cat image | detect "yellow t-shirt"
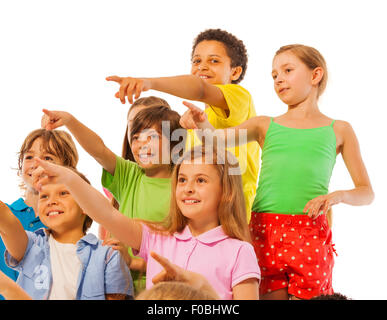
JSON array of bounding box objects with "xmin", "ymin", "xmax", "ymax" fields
[{"xmin": 186, "ymin": 84, "xmax": 260, "ymax": 222}]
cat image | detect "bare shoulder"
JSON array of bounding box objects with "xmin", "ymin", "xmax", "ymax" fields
[{"xmin": 333, "ymin": 120, "xmax": 355, "ymax": 137}]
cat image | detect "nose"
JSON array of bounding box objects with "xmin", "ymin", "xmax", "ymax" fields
[
  {"xmin": 47, "ymin": 195, "xmax": 58, "ymax": 206},
  {"xmin": 198, "ymin": 62, "xmax": 208, "ymax": 71},
  {"xmin": 184, "ymin": 180, "xmax": 195, "ymax": 194}
]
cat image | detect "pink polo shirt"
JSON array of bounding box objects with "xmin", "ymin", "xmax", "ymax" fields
[{"xmin": 137, "ymin": 224, "xmax": 261, "ymax": 300}]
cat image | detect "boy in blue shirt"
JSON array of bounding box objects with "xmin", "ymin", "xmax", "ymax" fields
[{"xmin": 0, "ymin": 168, "xmax": 133, "ymax": 300}]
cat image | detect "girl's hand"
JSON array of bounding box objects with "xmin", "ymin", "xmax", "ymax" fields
[
  {"xmin": 31, "ymin": 158, "xmax": 72, "ymax": 191},
  {"xmin": 180, "ymin": 101, "xmax": 207, "ymax": 129},
  {"xmin": 103, "ymin": 237, "xmax": 132, "ymax": 267},
  {"xmin": 41, "ymin": 109, "xmax": 72, "ymax": 130},
  {"xmin": 303, "ymin": 191, "xmax": 343, "ymax": 219},
  {"xmin": 106, "ymin": 75, "xmax": 151, "ymax": 104}
]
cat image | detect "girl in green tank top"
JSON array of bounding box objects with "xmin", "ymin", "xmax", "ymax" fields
[{"xmin": 179, "ymin": 44, "xmax": 374, "ymax": 300}]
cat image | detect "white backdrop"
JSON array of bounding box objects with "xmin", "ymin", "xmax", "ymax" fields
[{"xmin": 0, "ymin": 0, "xmax": 385, "ymax": 299}]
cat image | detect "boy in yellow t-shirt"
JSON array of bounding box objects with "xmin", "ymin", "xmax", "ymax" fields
[{"xmin": 106, "ymin": 29, "xmax": 260, "ymax": 221}]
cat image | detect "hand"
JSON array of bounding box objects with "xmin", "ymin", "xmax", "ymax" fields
[
  {"xmin": 303, "ymin": 191, "xmax": 343, "ymax": 219},
  {"xmin": 41, "ymin": 109, "xmax": 72, "ymax": 130},
  {"xmin": 31, "ymin": 158, "xmax": 72, "ymax": 191},
  {"xmin": 106, "ymin": 75, "xmax": 151, "ymax": 104},
  {"xmin": 180, "ymin": 101, "xmax": 207, "ymax": 129},
  {"xmin": 102, "ymin": 237, "xmax": 132, "ymax": 267}
]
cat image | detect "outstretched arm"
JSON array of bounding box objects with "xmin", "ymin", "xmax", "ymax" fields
[
  {"xmin": 304, "ymin": 121, "xmax": 374, "ymax": 219},
  {"xmin": 0, "ymin": 270, "xmax": 32, "ymax": 300},
  {"xmin": 41, "ymin": 109, "xmax": 117, "ymax": 175},
  {"xmin": 33, "ymin": 159, "xmax": 143, "ymax": 250},
  {"xmin": 180, "ymin": 101, "xmax": 265, "ymax": 147},
  {"xmin": 0, "ymin": 202, "xmax": 28, "ymax": 263},
  {"xmin": 106, "ymin": 75, "xmax": 228, "ymax": 110}
]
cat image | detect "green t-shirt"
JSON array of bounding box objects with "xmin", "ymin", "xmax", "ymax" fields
[{"xmin": 101, "ymin": 155, "xmax": 171, "ymax": 294}]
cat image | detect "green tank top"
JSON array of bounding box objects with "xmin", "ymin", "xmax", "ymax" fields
[{"xmin": 251, "ymin": 118, "xmax": 337, "ymax": 215}]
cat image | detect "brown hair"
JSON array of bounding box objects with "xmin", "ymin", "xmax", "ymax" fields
[
  {"xmin": 144, "ymin": 144, "xmax": 251, "ymax": 243},
  {"xmin": 136, "ymin": 281, "xmax": 217, "ymax": 300},
  {"xmin": 275, "ymin": 44, "xmax": 328, "ymax": 97},
  {"xmin": 18, "ymin": 129, "xmax": 78, "ymax": 190},
  {"xmin": 192, "ymin": 29, "xmax": 248, "ymax": 84}
]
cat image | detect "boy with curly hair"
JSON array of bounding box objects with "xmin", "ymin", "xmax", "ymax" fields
[{"xmin": 107, "ymin": 29, "xmax": 259, "ymax": 220}]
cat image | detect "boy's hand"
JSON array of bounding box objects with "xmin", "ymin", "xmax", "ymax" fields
[
  {"xmin": 180, "ymin": 101, "xmax": 207, "ymax": 129},
  {"xmin": 41, "ymin": 109, "xmax": 72, "ymax": 130},
  {"xmin": 106, "ymin": 75, "xmax": 151, "ymax": 104}
]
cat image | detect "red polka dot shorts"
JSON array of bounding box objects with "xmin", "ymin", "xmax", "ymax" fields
[{"xmin": 250, "ymin": 212, "xmax": 336, "ymax": 300}]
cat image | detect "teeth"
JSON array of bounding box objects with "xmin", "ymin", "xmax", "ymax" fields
[
  {"xmin": 48, "ymin": 211, "xmax": 61, "ymax": 216},
  {"xmin": 184, "ymin": 200, "xmax": 200, "ymax": 204}
]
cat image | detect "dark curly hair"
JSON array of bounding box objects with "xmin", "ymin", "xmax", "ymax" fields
[{"xmin": 191, "ymin": 29, "xmax": 248, "ymax": 84}]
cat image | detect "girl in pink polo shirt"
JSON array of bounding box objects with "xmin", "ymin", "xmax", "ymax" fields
[{"xmin": 33, "ymin": 144, "xmax": 261, "ymax": 300}]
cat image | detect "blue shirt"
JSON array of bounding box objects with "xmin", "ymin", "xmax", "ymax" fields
[
  {"xmin": 0, "ymin": 198, "xmax": 45, "ymax": 300},
  {"xmin": 5, "ymin": 229, "xmax": 133, "ymax": 300}
]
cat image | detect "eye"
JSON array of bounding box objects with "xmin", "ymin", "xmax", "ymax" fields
[
  {"xmin": 272, "ymin": 74, "xmax": 277, "ymax": 80},
  {"xmin": 44, "ymin": 155, "xmax": 54, "ymax": 161},
  {"xmin": 210, "ymin": 59, "xmax": 219, "ymax": 63},
  {"xmin": 60, "ymin": 190, "xmax": 69, "ymax": 196},
  {"xmin": 192, "ymin": 58, "xmax": 201, "ymax": 65},
  {"xmin": 285, "ymin": 68, "xmax": 292, "ymax": 73},
  {"xmin": 178, "ymin": 176, "xmax": 186, "ymax": 183},
  {"xmin": 197, "ymin": 177, "xmax": 206, "ymax": 183},
  {"xmin": 24, "ymin": 155, "xmax": 33, "ymax": 160},
  {"xmin": 39, "ymin": 194, "xmax": 48, "ymax": 200}
]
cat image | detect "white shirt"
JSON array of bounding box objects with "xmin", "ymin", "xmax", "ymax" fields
[{"xmin": 48, "ymin": 235, "xmax": 82, "ymax": 300}]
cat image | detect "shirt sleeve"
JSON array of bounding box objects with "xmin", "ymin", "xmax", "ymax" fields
[
  {"xmin": 101, "ymin": 155, "xmax": 140, "ymax": 203},
  {"xmin": 231, "ymin": 242, "xmax": 261, "ymax": 288},
  {"xmin": 104, "ymin": 248, "xmax": 134, "ymax": 297},
  {"xmin": 208, "ymin": 84, "xmax": 253, "ymax": 127},
  {"xmin": 4, "ymin": 231, "xmax": 44, "ymax": 277}
]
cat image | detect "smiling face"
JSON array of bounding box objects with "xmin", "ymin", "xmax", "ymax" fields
[
  {"xmin": 191, "ymin": 40, "xmax": 242, "ymax": 85},
  {"xmin": 129, "ymin": 125, "xmax": 168, "ymax": 170},
  {"xmin": 21, "ymin": 138, "xmax": 63, "ymax": 192},
  {"xmin": 272, "ymin": 51, "xmax": 318, "ymax": 106},
  {"xmin": 38, "ymin": 183, "xmax": 86, "ymax": 235},
  {"xmin": 175, "ymin": 161, "xmax": 222, "ymax": 227}
]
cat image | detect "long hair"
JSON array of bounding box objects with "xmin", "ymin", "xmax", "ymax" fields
[{"xmin": 144, "ymin": 144, "xmax": 251, "ymax": 243}]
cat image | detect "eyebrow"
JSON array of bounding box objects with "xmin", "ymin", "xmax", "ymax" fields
[{"xmin": 192, "ymin": 54, "xmax": 222, "ymax": 58}]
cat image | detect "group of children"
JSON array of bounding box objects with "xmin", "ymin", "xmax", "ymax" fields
[{"xmin": 0, "ymin": 29, "xmax": 374, "ymax": 301}]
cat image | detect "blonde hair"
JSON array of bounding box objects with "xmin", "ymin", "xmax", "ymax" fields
[
  {"xmin": 275, "ymin": 44, "xmax": 328, "ymax": 97},
  {"xmin": 136, "ymin": 281, "xmax": 217, "ymax": 300},
  {"xmin": 144, "ymin": 144, "xmax": 251, "ymax": 243}
]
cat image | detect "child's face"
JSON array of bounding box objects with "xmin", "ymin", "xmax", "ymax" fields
[
  {"xmin": 191, "ymin": 40, "xmax": 241, "ymax": 85},
  {"xmin": 130, "ymin": 124, "xmax": 169, "ymax": 171},
  {"xmin": 38, "ymin": 183, "xmax": 86, "ymax": 233},
  {"xmin": 21, "ymin": 138, "xmax": 62, "ymax": 192},
  {"xmin": 176, "ymin": 161, "xmax": 222, "ymax": 225},
  {"xmin": 272, "ymin": 51, "xmax": 315, "ymax": 105}
]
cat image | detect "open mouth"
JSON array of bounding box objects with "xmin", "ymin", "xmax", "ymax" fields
[
  {"xmin": 183, "ymin": 199, "xmax": 201, "ymax": 204},
  {"xmin": 47, "ymin": 210, "xmax": 64, "ymax": 217}
]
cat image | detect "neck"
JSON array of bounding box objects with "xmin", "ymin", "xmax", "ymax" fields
[
  {"xmin": 24, "ymin": 189, "xmax": 39, "ymax": 217},
  {"xmin": 50, "ymin": 227, "xmax": 85, "ymax": 244},
  {"xmin": 286, "ymin": 92, "xmax": 321, "ymax": 119},
  {"xmin": 144, "ymin": 165, "xmax": 171, "ymax": 178},
  {"xmin": 188, "ymin": 218, "xmax": 220, "ymax": 237}
]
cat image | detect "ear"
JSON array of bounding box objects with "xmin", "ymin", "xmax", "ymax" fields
[
  {"xmin": 230, "ymin": 66, "xmax": 243, "ymax": 82},
  {"xmin": 311, "ymin": 67, "xmax": 324, "ymax": 86}
]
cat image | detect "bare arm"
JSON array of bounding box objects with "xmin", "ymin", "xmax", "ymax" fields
[
  {"xmin": 232, "ymin": 278, "xmax": 259, "ymax": 300},
  {"xmin": 42, "ymin": 109, "xmax": 117, "ymax": 175},
  {"xmin": 33, "ymin": 159, "xmax": 143, "ymax": 250},
  {"xmin": 180, "ymin": 101, "xmax": 266, "ymax": 147},
  {"xmin": 0, "ymin": 202, "xmax": 28, "ymax": 263},
  {"xmin": 106, "ymin": 75, "xmax": 229, "ymax": 110},
  {"xmin": 0, "ymin": 270, "xmax": 32, "ymax": 300},
  {"xmin": 304, "ymin": 121, "xmax": 374, "ymax": 219}
]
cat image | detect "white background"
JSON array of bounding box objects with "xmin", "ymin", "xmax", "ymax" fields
[{"xmin": 0, "ymin": 0, "xmax": 385, "ymax": 299}]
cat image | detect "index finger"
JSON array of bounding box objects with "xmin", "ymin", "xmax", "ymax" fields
[
  {"xmin": 150, "ymin": 251, "xmax": 175, "ymax": 273},
  {"xmin": 106, "ymin": 75, "xmax": 122, "ymax": 83},
  {"xmin": 182, "ymin": 101, "xmax": 203, "ymax": 113}
]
